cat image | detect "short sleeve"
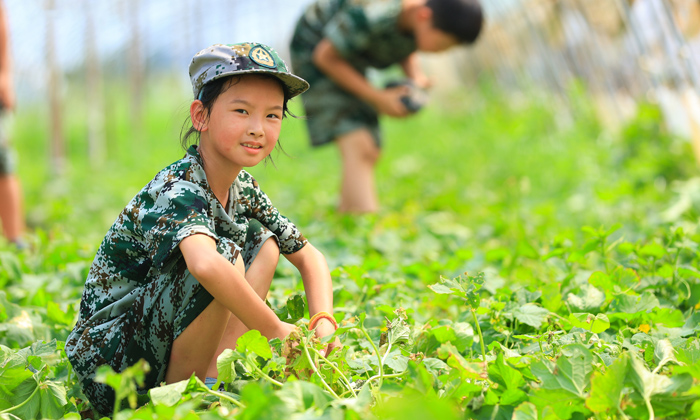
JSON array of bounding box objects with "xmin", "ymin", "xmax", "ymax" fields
[
  {"xmin": 323, "ymin": 3, "xmax": 371, "ymax": 58},
  {"xmin": 140, "ymin": 180, "xmax": 219, "ymax": 270},
  {"xmin": 239, "ymin": 176, "xmax": 307, "ymax": 254}
]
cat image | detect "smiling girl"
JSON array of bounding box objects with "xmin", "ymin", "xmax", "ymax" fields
[{"xmin": 65, "ymin": 42, "xmax": 339, "ymax": 416}]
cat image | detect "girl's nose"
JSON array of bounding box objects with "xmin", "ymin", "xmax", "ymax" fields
[{"xmin": 248, "ymin": 118, "xmax": 264, "ymax": 137}]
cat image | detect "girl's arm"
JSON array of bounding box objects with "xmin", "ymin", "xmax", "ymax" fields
[
  {"xmin": 284, "ymin": 243, "xmax": 341, "ymax": 354},
  {"xmin": 180, "ymin": 234, "xmax": 295, "ymax": 340}
]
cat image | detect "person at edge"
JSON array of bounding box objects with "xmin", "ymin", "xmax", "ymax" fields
[
  {"xmin": 65, "ymin": 42, "xmax": 340, "ymax": 416},
  {"xmin": 290, "ymin": 0, "xmax": 483, "ymax": 213},
  {"xmin": 0, "ymin": 0, "xmax": 26, "ymax": 248}
]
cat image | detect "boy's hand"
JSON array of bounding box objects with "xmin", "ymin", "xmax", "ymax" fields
[
  {"xmin": 372, "ymin": 86, "xmax": 411, "ymax": 117},
  {"xmin": 313, "ymin": 318, "xmax": 341, "ymax": 357}
]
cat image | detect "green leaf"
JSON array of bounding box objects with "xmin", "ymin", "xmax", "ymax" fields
[
  {"xmin": 488, "ymin": 353, "xmax": 524, "ymax": 391},
  {"xmin": 428, "ymin": 272, "xmax": 485, "ymax": 310},
  {"xmin": 568, "ymin": 313, "xmax": 610, "ymax": 333},
  {"xmin": 567, "ymin": 285, "xmax": 605, "ymax": 312},
  {"xmin": 609, "ymin": 291, "xmax": 660, "ymax": 314},
  {"xmin": 528, "ymin": 388, "xmax": 587, "ymax": 420},
  {"xmin": 639, "ymin": 242, "xmax": 666, "ymax": 259},
  {"xmin": 586, "ymin": 352, "xmax": 628, "ymax": 414},
  {"xmin": 6, "ymin": 377, "xmax": 40, "ymax": 420},
  {"xmin": 512, "ymin": 304, "xmax": 549, "ymax": 329},
  {"xmin": 38, "ymin": 381, "xmax": 67, "ymax": 419},
  {"xmin": 286, "ymin": 295, "xmax": 305, "ymax": 320},
  {"xmin": 386, "ymin": 315, "xmax": 411, "ymax": 347},
  {"xmin": 277, "ymin": 380, "xmax": 333, "ymax": 412},
  {"xmin": 383, "ymin": 349, "xmax": 409, "ymax": 372},
  {"xmin": 653, "ymin": 339, "xmax": 678, "ymax": 371},
  {"xmin": 513, "ymin": 402, "xmax": 538, "ymax": 420},
  {"xmin": 216, "ymin": 348, "xmax": 244, "ymax": 384},
  {"xmin": 628, "ymin": 354, "xmax": 679, "ymax": 400},
  {"xmin": 148, "ymin": 379, "xmax": 189, "ymax": 407},
  {"xmin": 531, "ymin": 344, "xmax": 593, "ymax": 398},
  {"xmin": 236, "ymin": 330, "xmax": 273, "ymax": 360}
]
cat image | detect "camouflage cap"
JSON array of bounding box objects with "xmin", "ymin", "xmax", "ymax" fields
[{"xmin": 189, "ymin": 42, "xmax": 310, "ymax": 99}]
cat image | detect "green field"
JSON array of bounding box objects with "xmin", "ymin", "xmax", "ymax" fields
[{"xmin": 1, "ymin": 78, "xmax": 699, "ymax": 419}]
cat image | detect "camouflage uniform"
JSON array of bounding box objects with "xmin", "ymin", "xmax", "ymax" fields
[
  {"xmin": 290, "ymin": 0, "xmax": 417, "ymax": 147},
  {"xmin": 65, "ymin": 145, "xmax": 307, "ymax": 415}
]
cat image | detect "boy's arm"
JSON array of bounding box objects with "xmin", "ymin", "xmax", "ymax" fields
[
  {"xmin": 180, "ymin": 234, "xmax": 295, "ymax": 340},
  {"xmin": 400, "ymin": 53, "xmax": 431, "ymax": 89},
  {"xmin": 313, "ymin": 38, "xmax": 409, "ymax": 117},
  {"xmin": 284, "ymin": 243, "xmax": 341, "ymax": 354}
]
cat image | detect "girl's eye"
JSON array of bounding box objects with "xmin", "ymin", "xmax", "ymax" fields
[
  {"xmin": 235, "ymin": 109, "xmax": 248, "ymax": 114},
  {"xmin": 267, "ymin": 113, "xmax": 281, "ymax": 119}
]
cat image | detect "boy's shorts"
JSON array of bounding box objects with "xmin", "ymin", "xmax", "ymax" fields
[
  {"xmin": 68, "ymin": 220, "xmax": 277, "ymax": 416},
  {"xmin": 291, "ymin": 55, "xmax": 382, "ymax": 148},
  {"xmin": 0, "ymin": 127, "xmax": 15, "ymax": 175}
]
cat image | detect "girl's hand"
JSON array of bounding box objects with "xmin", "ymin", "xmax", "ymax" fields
[
  {"xmin": 274, "ymin": 321, "xmax": 298, "ymax": 340},
  {"xmin": 313, "ymin": 318, "xmax": 341, "ymax": 357}
]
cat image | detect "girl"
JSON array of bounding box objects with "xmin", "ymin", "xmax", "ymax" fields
[{"xmin": 66, "ymin": 42, "xmax": 339, "ymax": 416}]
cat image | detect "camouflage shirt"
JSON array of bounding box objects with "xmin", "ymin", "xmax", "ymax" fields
[
  {"xmin": 291, "ymin": 0, "xmax": 416, "ymax": 82},
  {"xmin": 74, "ymin": 145, "xmax": 307, "ymax": 331}
]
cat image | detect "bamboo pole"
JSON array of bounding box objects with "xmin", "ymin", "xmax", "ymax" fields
[
  {"xmin": 128, "ymin": 0, "xmax": 143, "ymax": 140},
  {"xmin": 85, "ymin": 0, "xmax": 105, "ymax": 166},
  {"xmin": 45, "ymin": 0, "xmax": 64, "ymax": 175}
]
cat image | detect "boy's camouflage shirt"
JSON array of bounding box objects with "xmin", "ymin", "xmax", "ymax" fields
[
  {"xmin": 291, "ymin": 0, "xmax": 417, "ymax": 81},
  {"xmin": 71, "ymin": 145, "xmax": 307, "ymax": 338}
]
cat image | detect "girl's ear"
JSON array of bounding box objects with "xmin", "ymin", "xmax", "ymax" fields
[{"xmin": 190, "ymin": 100, "xmax": 209, "ymax": 132}]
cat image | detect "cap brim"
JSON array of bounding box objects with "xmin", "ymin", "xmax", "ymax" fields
[{"xmin": 204, "ymin": 68, "xmax": 310, "ymax": 99}]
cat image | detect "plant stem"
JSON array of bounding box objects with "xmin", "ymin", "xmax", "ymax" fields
[
  {"xmin": 471, "ymin": 308, "xmax": 487, "ymax": 362},
  {"xmin": 301, "ymin": 337, "xmax": 340, "ymax": 399},
  {"xmin": 380, "ymin": 342, "xmax": 393, "ymax": 367},
  {"xmin": 309, "ymin": 347, "xmax": 357, "ymax": 398},
  {"xmin": 364, "ymin": 371, "xmax": 406, "ymax": 385},
  {"xmin": 0, "ymin": 381, "xmax": 40, "ymax": 414},
  {"xmin": 252, "ymin": 364, "xmax": 284, "ymax": 387},
  {"xmin": 644, "ymin": 397, "xmax": 655, "ymax": 420},
  {"xmin": 617, "ymin": 405, "xmax": 631, "ymax": 420},
  {"xmin": 206, "ymin": 389, "xmax": 245, "ymax": 409},
  {"xmin": 359, "ymin": 322, "xmax": 384, "ymax": 388}
]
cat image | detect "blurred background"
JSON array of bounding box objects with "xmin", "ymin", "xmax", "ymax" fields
[
  {"xmin": 7, "ymin": 0, "xmax": 700, "ymax": 171},
  {"xmin": 3, "ymin": 0, "xmax": 700, "ymax": 245}
]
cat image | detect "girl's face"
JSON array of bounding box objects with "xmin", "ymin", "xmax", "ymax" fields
[{"xmin": 197, "ymin": 75, "xmax": 284, "ymax": 174}]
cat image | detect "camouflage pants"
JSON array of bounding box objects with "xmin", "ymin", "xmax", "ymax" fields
[
  {"xmin": 289, "ymin": 50, "xmax": 382, "ymax": 148},
  {"xmin": 68, "ymin": 220, "xmax": 277, "ymax": 416}
]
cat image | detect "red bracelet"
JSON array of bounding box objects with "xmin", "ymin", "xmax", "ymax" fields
[{"xmin": 309, "ymin": 311, "xmax": 338, "ymax": 330}]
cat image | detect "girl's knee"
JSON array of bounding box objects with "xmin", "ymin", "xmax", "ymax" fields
[{"xmin": 259, "ymin": 237, "xmax": 280, "ymax": 265}]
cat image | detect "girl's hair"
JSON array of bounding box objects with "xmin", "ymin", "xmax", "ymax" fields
[{"xmin": 180, "ymin": 74, "xmax": 294, "ymax": 164}]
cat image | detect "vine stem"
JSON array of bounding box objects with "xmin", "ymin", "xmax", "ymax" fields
[
  {"xmin": 206, "ymin": 388, "xmax": 245, "ymax": 409},
  {"xmin": 251, "ymin": 364, "xmax": 284, "ymax": 387},
  {"xmin": 644, "ymin": 397, "xmax": 655, "ymax": 420},
  {"xmin": 380, "ymin": 342, "xmax": 393, "ymax": 367},
  {"xmin": 301, "ymin": 337, "xmax": 340, "ymax": 399},
  {"xmin": 617, "ymin": 405, "xmax": 631, "ymax": 420},
  {"xmin": 471, "ymin": 308, "xmax": 487, "ymax": 362},
  {"xmin": 309, "ymin": 347, "xmax": 357, "ymax": 398},
  {"xmin": 0, "ymin": 381, "xmax": 40, "ymax": 415},
  {"xmin": 359, "ymin": 323, "xmax": 385, "ymax": 388}
]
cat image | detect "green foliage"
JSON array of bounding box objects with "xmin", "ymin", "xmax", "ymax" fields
[{"xmin": 1, "ymin": 79, "xmax": 699, "ymax": 418}]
